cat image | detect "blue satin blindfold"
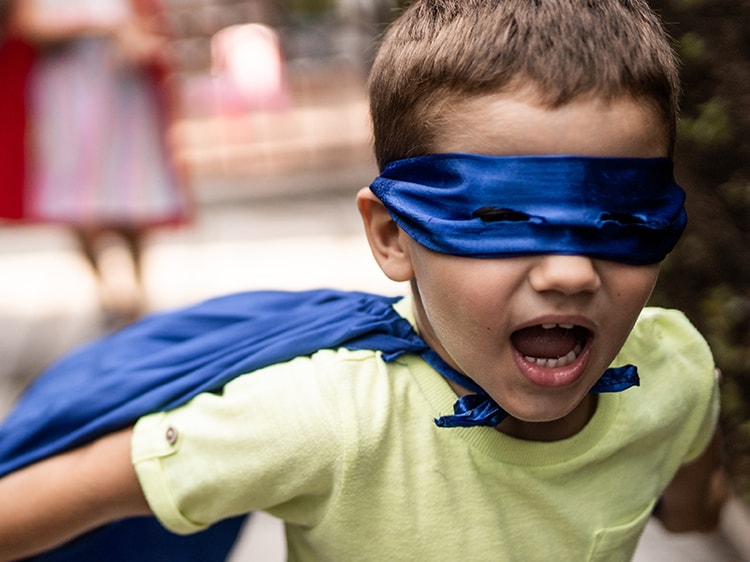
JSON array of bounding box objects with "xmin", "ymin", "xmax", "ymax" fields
[{"xmin": 370, "ymin": 153, "xmax": 687, "ymax": 264}]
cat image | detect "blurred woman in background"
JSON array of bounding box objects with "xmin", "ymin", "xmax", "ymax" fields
[{"xmin": 0, "ymin": 0, "xmax": 191, "ymax": 325}]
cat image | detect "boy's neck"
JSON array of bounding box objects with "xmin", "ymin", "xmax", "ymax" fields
[
  {"xmin": 442, "ymin": 373, "xmax": 599, "ymax": 441},
  {"xmin": 496, "ymin": 395, "xmax": 598, "ymax": 442}
]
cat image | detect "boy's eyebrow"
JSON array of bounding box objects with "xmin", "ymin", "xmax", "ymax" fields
[{"xmin": 370, "ymin": 153, "xmax": 686, "ymax": 265}]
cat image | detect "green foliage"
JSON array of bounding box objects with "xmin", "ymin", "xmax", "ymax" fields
[
  {"xmin": 678, "ymin": 32, "xmax": 707, "ymax": 64},
  {"xmin": 700, "ymin": 286, "xmax": 749, "ymax": 371},
  {"xmin": 678, "ymin": 98, "xmax": 733, "ymax": 146},
  {"xmin": 649, "ymin": 0, "xmax": 750, "ymax": 503},
  {"xmin": 718, "ymin": 179, "xmax": 750, "ymax": 216}
]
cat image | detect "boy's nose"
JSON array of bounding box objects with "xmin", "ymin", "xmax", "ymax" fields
[{"xmin": 528, "ymin": 255, "xmax": 602, "ymax": 295}]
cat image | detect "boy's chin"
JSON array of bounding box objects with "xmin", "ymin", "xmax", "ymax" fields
[{"xmin": 497, "ymin": 395, "xmax": 597, "ymax": 440}]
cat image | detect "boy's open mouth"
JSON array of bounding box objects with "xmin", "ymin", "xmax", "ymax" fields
[{"xmin": 510, "ymin": 324, "xmax": 590, "ymax": 369}]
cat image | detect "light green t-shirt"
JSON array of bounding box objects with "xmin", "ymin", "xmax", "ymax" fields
[{"xmin": 132, "ymin": 303, "xmax": 718, "ymax": 562}]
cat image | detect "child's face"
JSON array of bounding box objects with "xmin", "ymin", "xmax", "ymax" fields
[{"xmin": 365, "ymin": 94, "xmax": 668, "ymax": 439}]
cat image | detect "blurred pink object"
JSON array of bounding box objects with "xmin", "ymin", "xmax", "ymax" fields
[{"xmin": 188, "ymin": 23, "xmax": 290, "ymax": 115}]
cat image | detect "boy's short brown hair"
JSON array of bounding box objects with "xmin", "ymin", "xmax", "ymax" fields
[{"xmin": 368, "ymin": 0, "xmax": 681, "ymax": 169}]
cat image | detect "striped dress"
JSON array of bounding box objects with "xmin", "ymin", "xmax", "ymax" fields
[{"xmin": 5, "ymin": 0, "xmax": 190, "ymax": 226}]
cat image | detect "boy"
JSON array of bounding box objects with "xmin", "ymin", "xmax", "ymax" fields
[{"xmin": 0, "ymin": 0, "xmax": 726, "ymax": 560}]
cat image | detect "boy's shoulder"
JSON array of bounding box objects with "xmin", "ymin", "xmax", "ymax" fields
[
  {"xmin": 236, "ymin": 344, "xmax": 432, "ymax": 419},
  {"xmin": 624, "ymin": 307, "xmax": 713, "ymax": 371},
  {"xmin": 615, "ymin": 306, "xmax": 718, "ymax": 428},
  {"xmin": 0, "ymin": 289, "xmax": 411, "ymax": 477}
]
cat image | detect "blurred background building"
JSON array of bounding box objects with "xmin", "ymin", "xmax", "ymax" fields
[{"xmin": 160, "ymin": 0, "xmax": 393, "ymax": 193}]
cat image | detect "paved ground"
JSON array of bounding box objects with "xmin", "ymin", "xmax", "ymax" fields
[{"xmin": 0, "ymin": 185, "xmax": 746, "ymax": 560}]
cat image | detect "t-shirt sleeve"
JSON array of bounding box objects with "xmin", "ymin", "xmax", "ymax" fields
[
  {"xmin": 131, "ymin": 353, "xmax": 345, "ymax": 535},
  {"xmin": 625, "ymin": 307, "xmax": 720, "ymax": 465},
  {"xmin": 683, "ymin": 364, "xmax": 720, "ymax": 464},
  {"xmin": 660, "ymin": 309, "xmax": 720, "ymax": 464}
]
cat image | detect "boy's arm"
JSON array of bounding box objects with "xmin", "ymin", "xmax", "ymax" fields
[
  {"xmin": 654, "ymin": 428, "xmax": 728, "ymax": 533},
  {"xmin": 0, "ymin": 427, "xmax": 151, "ymax": 561}
]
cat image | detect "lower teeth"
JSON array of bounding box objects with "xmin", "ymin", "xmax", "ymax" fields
[{"xmin": 525, "ymin": 344, "xmax": 582, "ymax": 368}]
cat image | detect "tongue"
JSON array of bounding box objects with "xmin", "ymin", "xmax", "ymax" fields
[{"xmin": 511, "ymin": 326, "xmax": 577, "ymax": 359}]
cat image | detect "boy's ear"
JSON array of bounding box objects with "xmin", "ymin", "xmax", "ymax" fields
[{"xmin": 356, "ymin": 187, "xmax": 414, "ymax": 282}]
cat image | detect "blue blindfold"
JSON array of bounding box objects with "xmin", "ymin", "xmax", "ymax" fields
[{"xmin": 370, "ymin": 153, "xmax": 686, "ymax": 264}]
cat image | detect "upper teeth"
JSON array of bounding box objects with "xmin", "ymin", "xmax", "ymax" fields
[{"xmin": 542, "ymin": 323, "xmax": 574, "ymax": 329}]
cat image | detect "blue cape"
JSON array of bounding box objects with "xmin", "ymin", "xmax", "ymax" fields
[{"xmin": 1, "ymin": 290, "xmax": 418, "ymax": 560}]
